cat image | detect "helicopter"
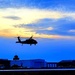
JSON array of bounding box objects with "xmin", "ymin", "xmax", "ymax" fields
[{"xmin": 16, "ymin": 36, "xmax": 38, "ymax": 46}]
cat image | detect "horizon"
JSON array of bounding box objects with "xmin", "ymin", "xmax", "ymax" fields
[
  {"xmin": 0, "ymin": 0, "xmax": 75, "ymax": 62},
  {"xmin": 1, "ymin": 55, "xmax": 75, "ymax": 63}
]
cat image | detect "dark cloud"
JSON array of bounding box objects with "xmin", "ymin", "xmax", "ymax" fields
[
  {"xmin": 14, "ymin": 18, "xmax": 75, "ymax": 36},
  {"xmin": 3, "ymin": 16, "xmax": 21, "ymax": 20},
  {"xmin": 14, "ymin": 18, "xmax": 54, "ymax": 28}
]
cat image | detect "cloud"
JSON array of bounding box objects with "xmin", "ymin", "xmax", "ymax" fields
[
  {"xmin": 69, "ymin": 30, "xmax": 75, "ymax": 32},
  {"xmin": 0, "ymin": 28, "xmax": 75, "ymax": 40},
  {"xmin": 14, "ymin": 18, "xmax": 75, "ymax": 36},
  {"xmin": 1, "ymin": 8, "xmax": 75, "ymax": 26},
  {"xmin": 13, "ymin": 18, "xmax": 55, "ymax": 34},
  {"xmin": 68, "ymin": 30, "xmax": 75, "ymax": 35},
  {"xmin": 14, "ymin": 18, "xmax": 53, "ymax": 28},
  {"xmin": 3, "ymin": 16, "xmax": 21, "ymax": 20},
  {"xmin": 0, "ymin": 8, "xmax": 75, "ymax": 39},
  {"xmin": 0, "ymin": 0, "xmax": 75, "ymax": 12}
]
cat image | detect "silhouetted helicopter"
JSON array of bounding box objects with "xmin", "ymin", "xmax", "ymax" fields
[{"xmin": 16, "ymin": 36, "xmax": 38, "ymax": 45}]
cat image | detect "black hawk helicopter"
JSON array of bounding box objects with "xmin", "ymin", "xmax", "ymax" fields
[{"xmin": 16, "ymin": 36, "xmax": 38, "ymax": 45}]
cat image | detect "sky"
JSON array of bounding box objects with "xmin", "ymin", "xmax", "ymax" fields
[{"xmin": 0, "ymin": 0, "xmax": 75, "ymax": 62}]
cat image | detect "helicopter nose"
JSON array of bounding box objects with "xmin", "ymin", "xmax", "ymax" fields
[{"xmin": 35, "ymin": 41, "xmax": 38, "ymax": 44}]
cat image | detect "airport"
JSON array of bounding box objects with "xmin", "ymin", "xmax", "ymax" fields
[{"xmin": 0, "ymin": 55, "xmax": 75, "ymax": 69}]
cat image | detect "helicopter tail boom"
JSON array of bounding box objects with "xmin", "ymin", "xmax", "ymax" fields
[{"xmin": 16, "ymin": 41, "xmax": 20, "ymax": 43}]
